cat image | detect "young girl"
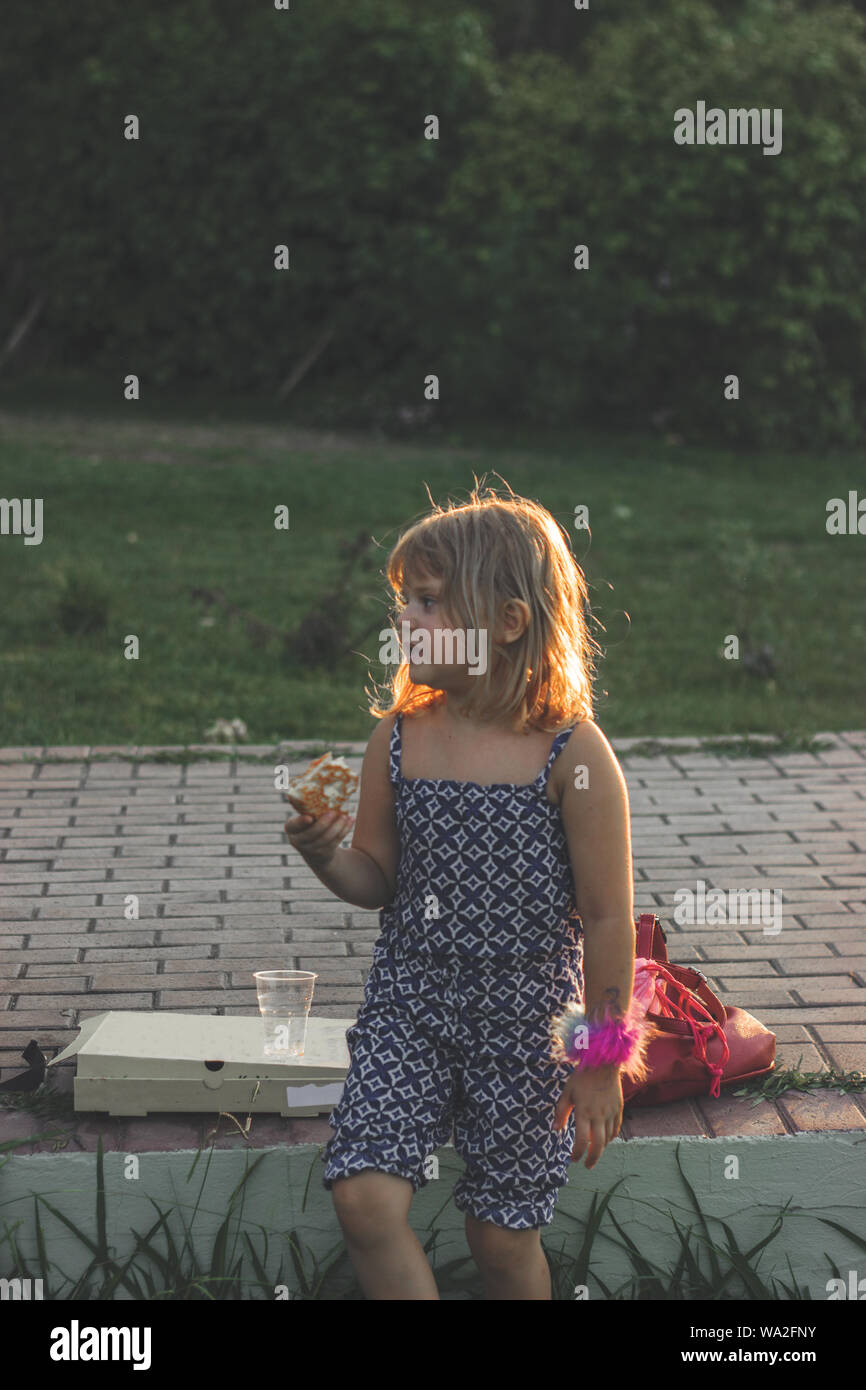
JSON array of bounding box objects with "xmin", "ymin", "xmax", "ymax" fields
[{"xmin": 285, "ymin": 481, "xmax": 654, "ymax": 1301}]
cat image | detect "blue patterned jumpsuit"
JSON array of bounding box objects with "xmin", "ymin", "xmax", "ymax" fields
[{"xmin": 321, "ymin": 713, "xmax": 585, "ymax": 1229}]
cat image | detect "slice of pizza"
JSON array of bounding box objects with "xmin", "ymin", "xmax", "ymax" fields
[{"xmin": 283, "ymin": 752, "xmax": 358, "ymax": 819}]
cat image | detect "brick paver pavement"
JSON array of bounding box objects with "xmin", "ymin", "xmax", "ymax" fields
[{"xmin": 1, "ymin": 732, "xmax": 865, "ymax": 1148}]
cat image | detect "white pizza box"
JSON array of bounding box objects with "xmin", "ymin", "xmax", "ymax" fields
[{"xmin": 47, "ymin": 1011, "xmax": 351, "ymax": 1117}]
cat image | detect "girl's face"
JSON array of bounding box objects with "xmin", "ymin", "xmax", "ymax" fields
[{"xmin": 398, "ymin": 568, "xmax": 473, "ymax": 693}]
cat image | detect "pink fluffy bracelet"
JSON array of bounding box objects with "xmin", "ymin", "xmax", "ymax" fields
[{"xmin": 549, "ymin": 993, "xmax": 661, "ymax": 1084}]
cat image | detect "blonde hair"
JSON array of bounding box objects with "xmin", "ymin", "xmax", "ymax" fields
[{"xmin": 368, "ymin": 478, "xmax": 600, "ymax": 732}]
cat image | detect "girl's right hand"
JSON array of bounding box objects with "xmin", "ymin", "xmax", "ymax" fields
[{"xmin": 284, "ymin": 810, "xmax": 353, "ymax": 868}]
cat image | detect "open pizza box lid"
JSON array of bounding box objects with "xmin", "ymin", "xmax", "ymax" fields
[{"xmin": 47, "ymin": 1011, "xmax": 351, "ymax": 1117}]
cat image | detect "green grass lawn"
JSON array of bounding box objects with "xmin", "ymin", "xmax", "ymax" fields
[{"xmin": 1, "ymin": 379, "xmax": 863, "ymax": 746}]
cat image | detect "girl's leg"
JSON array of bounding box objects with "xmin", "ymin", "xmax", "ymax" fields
[
  {"xmin": 464, "ymin": 1213, "xmax": 551, "ymax": 1300},
  {"xmin": 331, "ymin": 1170, "xmax": 440, "ymax": 1300}
]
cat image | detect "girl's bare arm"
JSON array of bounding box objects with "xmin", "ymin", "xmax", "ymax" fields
[
  {"xmin": 284, "ymin": 717, "xmax": 400, "ymax": 910},
  {"xmin": 558, "ymin": 720, "xmax": 637, "ymax": 1031}
]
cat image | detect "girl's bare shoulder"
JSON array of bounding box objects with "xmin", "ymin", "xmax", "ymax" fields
[
  {"xmin": 364, "ymin": 703, "xmax": 439, "ymax": 755},
  {"xmin": 549, "ymin": 719, "xmax": 625, "ymax": 801},
  {"xmin": 355, "ymin": 719, "xmax": 398, "ymax": 830},
  {"xmin": 364, "ymin": 713, "xmax": 398, "ymax": 765}
]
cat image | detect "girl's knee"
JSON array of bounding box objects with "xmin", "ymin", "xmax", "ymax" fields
[
  {"xmin": 331, "ymin": 1170, "xmax": 413, "ymax": 1243},
  {"xmin": 465, "ymin": 1214, "xmax": 541, "ymax": 1273}
]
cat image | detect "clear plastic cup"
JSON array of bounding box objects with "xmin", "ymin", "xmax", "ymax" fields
[{"xmin": 253, "ymin": 970, "xmax": 318, "ymax": 1059}]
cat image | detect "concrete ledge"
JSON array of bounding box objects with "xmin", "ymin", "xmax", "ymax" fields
[{"xmin": 2, "ymin": 1132, "xmax": 864, "ymax": 1299}]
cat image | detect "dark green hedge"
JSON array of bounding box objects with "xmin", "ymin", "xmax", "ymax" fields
[{"xmin": 3, "ymin": 0, "xmax": 865, "ymax": 444}]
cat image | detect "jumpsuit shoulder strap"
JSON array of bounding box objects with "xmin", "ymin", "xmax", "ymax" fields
[
  {"xmin": 388, "ymin": 713, "xmax": 403, "ymax": 786},
  {"xmin": 538, "ymin": 725, "xmax": 577, "ymax": 789}
]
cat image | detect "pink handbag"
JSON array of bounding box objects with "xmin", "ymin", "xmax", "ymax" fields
[{"xmin": 619, "ymin": 914, "xmax": 777, "ymax": 1106}]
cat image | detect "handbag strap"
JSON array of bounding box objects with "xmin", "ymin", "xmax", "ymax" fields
[{"xmin": 636, "ymin": 912, "xmax": 668, "ymax": 962}]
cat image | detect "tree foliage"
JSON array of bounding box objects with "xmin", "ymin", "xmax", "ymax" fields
[{"xmin": 1, "ymin": 0, "xmax": 864, "ymax": 444}]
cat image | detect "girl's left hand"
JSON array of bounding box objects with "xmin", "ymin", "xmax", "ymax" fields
[{"xmin": 553, "ymin": 1066, "xmax": 623, "ymax": 1169}]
